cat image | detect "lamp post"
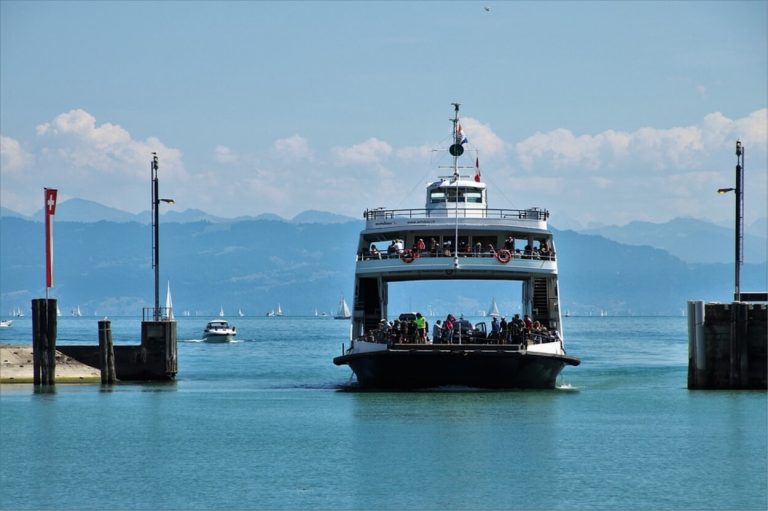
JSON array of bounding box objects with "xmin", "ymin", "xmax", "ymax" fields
[
  {"xmin": 151, "ymin": 153, "xmax": 175, "ymax": 320},
  {"xmin": 717, "ymin": 140, "xmax": 744, "ymax": 302}
]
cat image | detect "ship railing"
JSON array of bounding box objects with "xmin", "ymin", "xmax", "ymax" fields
[
  {"xmin": 357, "ymin": 249, "xmax": 556, "ymax": 262},
  {"xmin": 363, "ymin": 207, "xmax": 549, "ymax": 221}
]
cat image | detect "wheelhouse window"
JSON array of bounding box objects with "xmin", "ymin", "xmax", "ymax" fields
[{"xmin": 433, "ymin": 187, "xmax": 484, "ymax": 203}]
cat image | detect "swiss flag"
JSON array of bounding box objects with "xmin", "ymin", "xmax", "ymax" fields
[{"xmin": 45, "ymin": 188, "xmax": 58, "ymax": 288}]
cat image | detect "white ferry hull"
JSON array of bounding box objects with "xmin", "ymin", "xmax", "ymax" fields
[{"xmin": 334, "ymin": 344, "xmax": 579, "ymax": 389}]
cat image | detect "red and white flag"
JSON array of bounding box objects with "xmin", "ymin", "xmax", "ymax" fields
[
  {"xmin": 44, "ymin": 188, "xmax": 58, "ymax": 288},
  {"xmin": 474, "ymin": 157, "xmax": 481, "ymax": 182}
]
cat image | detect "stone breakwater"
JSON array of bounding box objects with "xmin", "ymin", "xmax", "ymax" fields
[{"xmin": 0, "ymin": 344, "xmax": 100, "ymax": 384}]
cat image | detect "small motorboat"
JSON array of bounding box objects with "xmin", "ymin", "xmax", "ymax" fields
[
  {"xmin": 0, "ymin": 319, "xmax": 12, "ymax": 328},
  {"xmin": 202, "ymin": 320, "xmax": 236, "ymax": 343}
]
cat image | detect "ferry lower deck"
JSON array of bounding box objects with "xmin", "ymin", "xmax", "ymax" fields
[{"xmin": 334, "ymin": 341, "xmax": 580, "ymax": 389}]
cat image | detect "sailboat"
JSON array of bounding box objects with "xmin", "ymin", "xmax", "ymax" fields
[
  {"xmin": 219, "ymin": 306, "xmax": 225, "ymax": 317},
  {"xmin": 238, "ymin": 308, "xmax": 244, "ymax": 317},
  {"xmin": 276, "ymin": 304, "xmax": 284, "ymax": 317},
  {"xmin": 72, "ymin": 305, "xmax": 82, "ymax": 317},
  {"xmin": 165, "ymin": 281, "xmax": 174, "ymax": 320},
  {"xmin": 57, "ymin": 304, "xmax": 61, "ymax": 317},
  {"xmin": 488, "ymin": 297, "xmax": 500, "ymax": 317},
  {"xmin": 334, "ymin": 295, "xmax": 351, "ymax": 320}
]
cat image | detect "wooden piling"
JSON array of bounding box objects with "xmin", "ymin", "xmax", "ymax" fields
[
  {"xmin": 98, "ymin": 320, "xmax": 117, "ymax": 384},
  {"xmin": 31, "ymin": 298, "xmax": 57, "ymax": 386}
]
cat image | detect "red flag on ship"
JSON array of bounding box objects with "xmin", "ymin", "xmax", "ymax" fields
[
  {"xmin": 44, "ymin": 188, "xmax": 58, "ymax": 288},
  {"xmin": 474, "ymin": 157, "xmax": 481, "ymax": 182}
]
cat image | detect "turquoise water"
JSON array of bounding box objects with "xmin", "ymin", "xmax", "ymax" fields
[{"xmin": 1, "ymin": 316, "xmax": 766, "ymax": 510}]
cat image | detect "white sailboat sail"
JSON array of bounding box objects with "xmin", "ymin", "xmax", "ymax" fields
[
  {"xmin": 488, "ymin": 298, "xmax": 500, "ymax": 317},
  {"xmin": 276, "ymin": 304, "xmax": 283, "ymax": 316},
  {"xmin": 334, "ymin": 296, "xmax": 351, "ymax": 319},
  {"xmin": 238, "ymin": 308, "xmax": 244, "ymax": 317},
  {"xmin": 165, "ymin": 281, "xmax": 174, "ymax": 320},
  {"xmin": 219, "ymin": 306, "xmax": 225, "ymax": 317}
]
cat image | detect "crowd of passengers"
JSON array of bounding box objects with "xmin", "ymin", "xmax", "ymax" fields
[
  {"xmin": 362, "ymin": 312, "xmax": 560, "ymax": 347},
  {"xmin": 360, "ymin": 236, "xmax": 555, "ymax": 261}
]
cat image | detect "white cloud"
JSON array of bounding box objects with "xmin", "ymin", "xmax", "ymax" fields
[
  {"xmin": 0, "ymin": 135, "xmax": 31, "ymax": 172},
  {"xmin": 331, "ymin": 137, "xmax": 392, "ymax": 166},
  {"xmin": 460, "ymin": 117, "xmax": 507, "ymax": 157},
  {"xmin": 35, "ymin": 109, "xmax": 185, "ymax": 181},
  {"xmin": 514, "ymin": 109, "xmax": 767, "ymax": 173},
  {"xmin": 273, "ymin": 135, "xmax": 311, "ymax": 160},
  {"xmin": 214, "ymin": 145, "xmax": 238, "ymax": 164}
]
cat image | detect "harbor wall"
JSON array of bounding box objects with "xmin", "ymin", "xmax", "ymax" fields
[
  {"xmin": 687, "ymin": 301, "xmax": 767, "ymax": 390},
  {"xmin": 57, "ymin": 320, "xmax": 177, "ymax": 382}
]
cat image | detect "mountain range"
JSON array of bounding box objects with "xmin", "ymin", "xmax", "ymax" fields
[{"xmin": 1, "ymin": 199, "xmax": 765, "ymax": 317}]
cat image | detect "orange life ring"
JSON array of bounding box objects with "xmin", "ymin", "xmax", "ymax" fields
[
  {"xmin": 400, "ymin": 249, "xmax": 415, "ymax": 264},
  {"xmin": 496, "ymin": 249, "xmax": 512, "ymax": 264}
]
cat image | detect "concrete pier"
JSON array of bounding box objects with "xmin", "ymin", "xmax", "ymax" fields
[{"xmin": 688, "ymin": 301, "xmax": 767, "ymax": 390}]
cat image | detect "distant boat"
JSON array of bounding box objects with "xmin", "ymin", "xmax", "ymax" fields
[
  {"xmin": 266, "ymin": 309, "xmax": 275, "ymax": 317},
  {"xmin": 219, "ymin": 306, "xmax": 225, "ymax": 317},
  {"xmin": 72, "ymin": 305, "xmax": 82, "ymax": 317},
  {"xmin": 165, "ymin": 281, "xmax": 174, "ymax": 320},
  {"xmin": 488, "ymin": 298, "xmax": 500, "ymax": 317},
  {"xmin": 238, "ymin": 308, "xmax": 244, "ymax": 317},
  {"xmin": 0, "ymin": 319, "xmax": 12, "ymax": 328},
  {"xmin": 276, "ymin": 304, "xmax": 284, "ymax": 317},
  {"xmin": 57, "ymin": 304, "xmax": 61, "ymax": 317},
  {"xmin": 13, "ymin": 306, "xmax": 24, "ymax": 317},
  {"xmin": 334, "ymin": 295, "xmax": 351, "ymax": 320},
  {"xmin": 202, "ymin": 320, "xmax": 236, "ymax": 343}
]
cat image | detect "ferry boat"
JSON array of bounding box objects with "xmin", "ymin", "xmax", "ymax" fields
[{"xmin": 333, "ymin": 103, "xmax": 580, "ymax": 389}]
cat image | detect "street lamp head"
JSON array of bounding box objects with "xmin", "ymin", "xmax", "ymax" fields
[
  {"xmin": 736, "ymin": 140, "xmax": 742, "ymax": 156},
  {"xmin": 160, "ymin": 198, "xmax": 175, "ymax": 205},
  {"xmin": 717, "ymin": 187, "xmax": 735, "ymax": 195}
]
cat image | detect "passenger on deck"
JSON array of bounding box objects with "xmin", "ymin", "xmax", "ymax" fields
[
  {"xmin": 415, "ymin": 313, "xmax": 427, "ymax": 343},
  {"xmin": 415, "ymin": 238, "xmax": 426, "ymax": 256},
  {"xmin": 491, "ymin": 316, "xmax": 500, "ymax": 341},
  {"xmin": 523, "ymin": 244, "xmax": 533, "ymax": 259},
  {"xmin": 429, "ymin": 238, "xmax": 439, "ymax": 257},
  {"xmin": 394, "ymin": 239, "xmax": 404, "ymax": 254},
  {"xmin": 499, "ymin": 317, "xmax": 507, "ymax": 344},
  {"xmin": 387, "ymin": 241, "xmax": 398, "ymax": 258},
  {"xmin": 524, "ymin": 314, "xmax": 533, "ymax": 331},
  {"xmin": 510, "ymin": 314, "xmax": 525, "ymax": 345},
  {"xmin": 473, "ymin": 242, "xmax": 482, "ymax": 257},
  {"xmin": 539, "ymin": 244, "xmax": 550, "ymax": 260},
  {"xmin": 487, "ymin": 244, "xmax": 496, "ymax": 257},
  {"xmin": 369, "ymin": 244, "xmax": 381, "ymax": 260},
  {"xmin": 432, "ymin": 320, "xmax": 443, "ymax": 344},
  {"xmin": 504, "ymin": 236, "xmax": 515, "ymax": 252},
  {"xmin": 444, "ymin": 314, "xmax": 455, "ymax": 343}
]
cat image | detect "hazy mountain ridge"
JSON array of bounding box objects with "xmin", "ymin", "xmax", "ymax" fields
[
  {"xmin": 3, "ymin": 198, "xmax": 360, "ymax": 225},
  {"xmin": 1, "ymin": 217, "xmax": 764, "ymax": 317},
  {"xmin": 582, "ymin": 217, "xmax": 766, "ymax": 265}
]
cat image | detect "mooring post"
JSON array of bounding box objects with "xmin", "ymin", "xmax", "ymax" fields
[
  {"xmin": 32, "ymin": 298, "xmax": 57, "ymax": 386},
  {"xmin": 98, "ymin": 320, "xmax": 117, "ymax": 384}
]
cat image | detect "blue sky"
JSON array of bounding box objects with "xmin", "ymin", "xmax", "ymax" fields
[{"xmin": 1, "ymin": 1, "xmax": 766, "ymax": 229}]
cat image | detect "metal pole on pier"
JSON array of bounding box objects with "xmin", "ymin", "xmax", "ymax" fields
[
  {"xmin": 734, "ymin": 141, "xmax": 744, "ymax": 302},
  {"xmin": 151, "ymin": 153, "xmax": 174, "ymax": 320},
  {"xmin": 718, "ymin": 141, "xmax": 744, "ymax": 302}
]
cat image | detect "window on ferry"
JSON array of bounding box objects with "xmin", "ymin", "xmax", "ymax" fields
[
  {"xmin": 430, "ymin": 191, "xmax": 446, "ymax": 203},
  {"xmin": 465, "ymin": 189, "xmax": 483, "ymax": 203}
]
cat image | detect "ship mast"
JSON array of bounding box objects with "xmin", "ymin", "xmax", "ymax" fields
[{"xmin": 450, "ymin": 103, "xmax": 462, "ymax": 270}]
